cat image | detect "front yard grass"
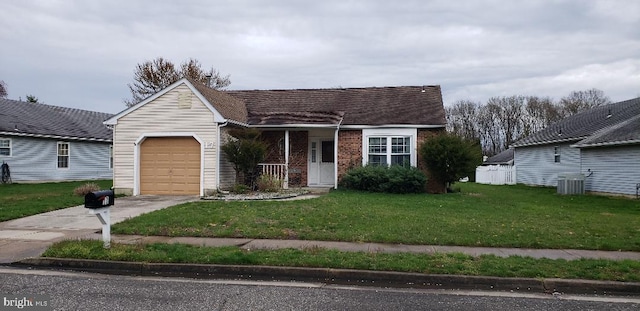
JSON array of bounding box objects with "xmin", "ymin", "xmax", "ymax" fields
[
  {"xmin": 0, "ymin": 180, "xmax": 113, "ymax": 222},
  {"xmin": 43, "ymin": 240, "xmax": 640, "ymax": 282},
  {"xmin": 112, "ymin": 183, "xmax": 640, "ymax": 251}
]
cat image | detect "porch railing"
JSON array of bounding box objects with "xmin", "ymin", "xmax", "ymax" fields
[{"xmin": 258, "ymin": 163, "xmax": 288, "ymax": 189}]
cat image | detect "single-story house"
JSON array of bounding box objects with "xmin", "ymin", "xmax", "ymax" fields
[
  {"xmin": 0, "ymin": 98, "xmax": 113, "ymax": 182},
  {"xmin": 511, "ymin": 97, "xmax": 640, "ymax": 196},
  {"xmin": 104, "ymin": 78, "xmax": 446, "ymax": 196}
]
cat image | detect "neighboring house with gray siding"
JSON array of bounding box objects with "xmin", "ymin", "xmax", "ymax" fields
[
  {"xmin": 0, "ymin": 98, "xmax": 113, "ymax": 182},
  {"xmin": 512, "ymin": 97, "xmax": 640, "ymax": 196}
]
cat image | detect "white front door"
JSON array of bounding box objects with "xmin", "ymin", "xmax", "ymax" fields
[{"xmin": 308, "ymin": 138, "xmax": 335, "ymax": 186}]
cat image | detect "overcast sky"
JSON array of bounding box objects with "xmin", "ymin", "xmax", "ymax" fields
[{"xmin": 1, "ymin": 0, "xmax": 639, "ymax": 114}]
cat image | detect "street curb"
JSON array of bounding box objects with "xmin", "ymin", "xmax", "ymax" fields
[{"xmin": 11, "ymin": 258, "xmax": 640, "ymax": 296}]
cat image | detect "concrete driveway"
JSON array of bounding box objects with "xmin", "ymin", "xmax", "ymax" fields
[{"xmin": 0, "ymin": 196, "xmax": 198, "ymax": 263}]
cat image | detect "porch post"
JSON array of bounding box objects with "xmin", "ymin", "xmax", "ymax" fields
[
  {"xmin": 334, "ymin": 127, "xmax": 339, "ymax": 189},
  {"xmin": 284, "ymin": 130, "xmax": 289, "ymax": 189}
]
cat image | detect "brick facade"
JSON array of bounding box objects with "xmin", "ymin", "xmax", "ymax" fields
[{"xmin": 337, "ymin": 130, "xmax": 363, "ymax": 181}]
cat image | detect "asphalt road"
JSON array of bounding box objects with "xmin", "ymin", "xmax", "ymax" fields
[{"xmin": 1, "ymin": 267, "xmax": 639, "ymax": 311}]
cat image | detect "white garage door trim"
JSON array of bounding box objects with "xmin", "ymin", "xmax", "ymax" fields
[{"xmin": 134, "ymin": 132, "xmax": 205, "ymax": 196}]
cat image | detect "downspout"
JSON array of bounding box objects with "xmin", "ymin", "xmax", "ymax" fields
[
  {"xmin": 284, "ymin": 129, "xmax": 290, "ymax": 189},
  {"xmin": 333, "ymin": 117, "xmax": 344, "ymax": 189},
  {"xmin": 217, "ymin": 121, "xmax": 229, "ymax": 192}
]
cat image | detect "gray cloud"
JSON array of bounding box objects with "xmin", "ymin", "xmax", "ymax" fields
[{"xmin": 0, "ymin": 0, "xmax": 638, "ymax": 114}]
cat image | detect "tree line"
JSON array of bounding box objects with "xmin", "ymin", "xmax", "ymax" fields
[{"xmin": 446, "ymin": 89, "xmax": 612, "ymax": 156}]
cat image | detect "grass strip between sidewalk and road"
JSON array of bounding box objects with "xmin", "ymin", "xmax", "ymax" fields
[
  {"xmin": 43, "ymin": 240, "xmax": 640, "ymax": 282},
  {"xmin": 112, "ymin": 183, "xmax": 640, "ymax": 251},
  {"xmin": 0, "ymin": 180, "xmax": 113, "ymax": 222}
]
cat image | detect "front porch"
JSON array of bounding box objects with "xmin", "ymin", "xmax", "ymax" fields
[{"xmin": 258, "ymin": 128, "xmax": 339, "ymax": 189}]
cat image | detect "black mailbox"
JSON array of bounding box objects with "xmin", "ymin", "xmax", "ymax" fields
[{"xmin": 85, "ymin": 190, "xmax": 115, "ymax": 209}]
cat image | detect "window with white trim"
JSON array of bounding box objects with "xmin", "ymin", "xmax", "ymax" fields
[
  {"xmin": 553, "ymin": 146, "xmax": 560, "ymax": 163},
  {"xmin": 0, "ymin": 138, "xmax": 11, "ymax": 156},
  {"xmin": 367, "ymin": 136, "xmax": 411, "ymax": 166},
  {"xmin": 57, "ymin": 142, "xmax": 69, "ymax": 168}
]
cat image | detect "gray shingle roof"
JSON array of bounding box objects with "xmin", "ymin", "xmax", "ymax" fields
[
  {"xmin": 483, "ymin": 148, "xmax": 514, "ymax": 165},
  {"xmin": 512, "ymin": 97, "xmax": 640, "ymax": 148},
  {"xmin": 0, "ymin": 98, "xmax": 113, "ymax": 141},
  {"xmin": 226, "ymin": 85, "xmax": 445, "ymax": 126},
  {"xmin": 572, "ymin": 113, "xmax": 640, "ymax": 148}
]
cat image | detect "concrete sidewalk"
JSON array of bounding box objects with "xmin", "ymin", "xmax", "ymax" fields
[{"xmin": 96, "ymin": 234, "xmax": 640, "ymax": 261}]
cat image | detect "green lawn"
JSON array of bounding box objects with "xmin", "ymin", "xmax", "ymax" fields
[
  {"xmin": 112, "ymin": 183, "xmax": 640, "ymax": 251},
  {"xmin": 0, "ymin": 180, "xmax": 113, "ymax": 221},
  {"xmin": 44, "ymin": 240, "xmax": 640, "ymax": 282}
]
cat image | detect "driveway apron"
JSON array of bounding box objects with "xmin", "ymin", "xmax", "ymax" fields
[{"xmin": 0, "ymin": 196, "xmax": 198, "ymax": 263}]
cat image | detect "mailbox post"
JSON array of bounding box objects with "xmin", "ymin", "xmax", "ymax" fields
[{"xmin": 84, "ymin": 190, "xmax": 115, "ymax": 249}]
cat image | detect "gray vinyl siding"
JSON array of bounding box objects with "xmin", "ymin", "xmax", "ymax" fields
[
  {"xmin": 580, "ymin": 145, "xmax": 640, "ymax": 195},
  {"xmin": 514, "ymin": 143, "xmax": 580, "ymax": 187},
  {"xmin": 0, "ymin": 136, "xmax": 112, "ymax": 182}
]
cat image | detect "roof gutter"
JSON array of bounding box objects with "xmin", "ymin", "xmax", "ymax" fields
[
  {"xmin": 511, "ymin": 137, "xmax": 586, "ymax": 148},
  {"xmin": 571, "ymin": 139, "xmax": 640, "ymax": 149},
  {"xmin": 0, "ymin": 131, "xmax": 112, "ymax": 143}
]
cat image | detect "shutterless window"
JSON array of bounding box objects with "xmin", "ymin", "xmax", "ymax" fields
[
  {"xmin": 368, "ymin": 137, "xmax": 387, "ymax": 166},
  {"xmin": 391, "ymin": 137, "xmax": 411, "ymax": 166},
  {"xmin": 321, "ymin": 141, "xmax": 334, "ymax": 163},
  {"xmin": 368, "ymin": 136, "xmax": 411, "ymax": 167},
  {"xmin": 554, "ymin": 146, "xmax": 560, "ymax": 163},
  {"xmin": 57, "ymin": 142, "xmax": 69, "ymax": 168},
  {"xmin": 0, "ymin": 138, "xmax": 11, "ymax": 156}
]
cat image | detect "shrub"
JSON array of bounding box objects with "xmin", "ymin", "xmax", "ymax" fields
[
  {"xmin": 73, "ymin": 182, "xmax": 101, "ymax": 197},
  {"xmin": 257, "ymin": 174, "xmax": 282, "ymax": 192},
  {"xmin": 341, "ymin": 165, "xmax": 427, "ymax": 194},
  {"xmin": 419, "ymin": 134, "xmax": 482, "ymax": 191},
  {"xmin": 230, "ymin": 183, "xmax": 250, "ymax": 194},
  {"xmin": 382, "ymin": 165, "xmax": 428, "ymax": 194}
]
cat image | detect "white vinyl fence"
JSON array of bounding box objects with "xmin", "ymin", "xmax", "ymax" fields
[{"xmin": 476, "ymin": 165, "xmax": 516, "ymax": 185}]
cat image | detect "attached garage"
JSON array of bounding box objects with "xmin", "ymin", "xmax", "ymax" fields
[{"xmin": 139, "ymin": 137, "xmax": 201, "ymax": 195}]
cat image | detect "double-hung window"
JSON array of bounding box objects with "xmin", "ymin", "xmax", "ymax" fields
[
  {"xmin": 0, "ymin": 138, "xmax": 11, "ymax": 156},
  {"xmin": 57, "ymin": 142, "xmax": 70, "ymax": 168},
  {"xmin": 553, "ymin": 146, "xmax": 560, "ymax": 163},
  {"xmin": 367, "ymin": 136, "xmax": 412, "ymax": 166}
]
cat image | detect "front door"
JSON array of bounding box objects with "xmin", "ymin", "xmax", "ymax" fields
[{"xmin": 308, "ymin": 139, "xmax": 335, "ymax": 186}]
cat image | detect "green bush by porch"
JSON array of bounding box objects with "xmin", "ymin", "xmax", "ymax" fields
[{"xmin": 340, "ymin": 164, "xmax": 427, "ymax": 193}]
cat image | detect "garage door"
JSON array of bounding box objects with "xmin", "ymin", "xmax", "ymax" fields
[{"xmin": 140, "ymin": 137, "xmax": 200, "ymax": 195}]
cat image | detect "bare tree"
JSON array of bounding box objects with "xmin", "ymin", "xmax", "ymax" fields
[
  {"xmin": 445, "ymin": 89, "xmax": 611, "ymax": 156},
  {"xmin": 0, "ymin": 80, "xmax": 7, "ymax": 98},
  {"xmin": 560, "ymin": 88, "xmax": 611, "ymax": 115},
  {"xmin": 124, "ymin": 57, "xmax": 231, "ymax": 107},
  {"xmin": 446, "ymin": 100, "xmax": 481, "ymax": 141},
  {"xmin": 523, "ymin": 96, "xmax": 561, "ymax": 136}
]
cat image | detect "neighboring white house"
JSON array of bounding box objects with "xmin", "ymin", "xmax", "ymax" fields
[
  {"xmin": 512, "ymin": 97, "xmax": 640, "ymax": 196},
  {"xmin": 104, "ymin": 78, "xmax": 447, "ymax": 196},
  {"xmin": 0, "ymin": 99, "xmax": 113, "ymax": 182}
]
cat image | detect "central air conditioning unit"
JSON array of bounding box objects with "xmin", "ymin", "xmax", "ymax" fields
[{"xmin": 557, "ymin": 173, "xmax": 585, "ymax": 195}]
